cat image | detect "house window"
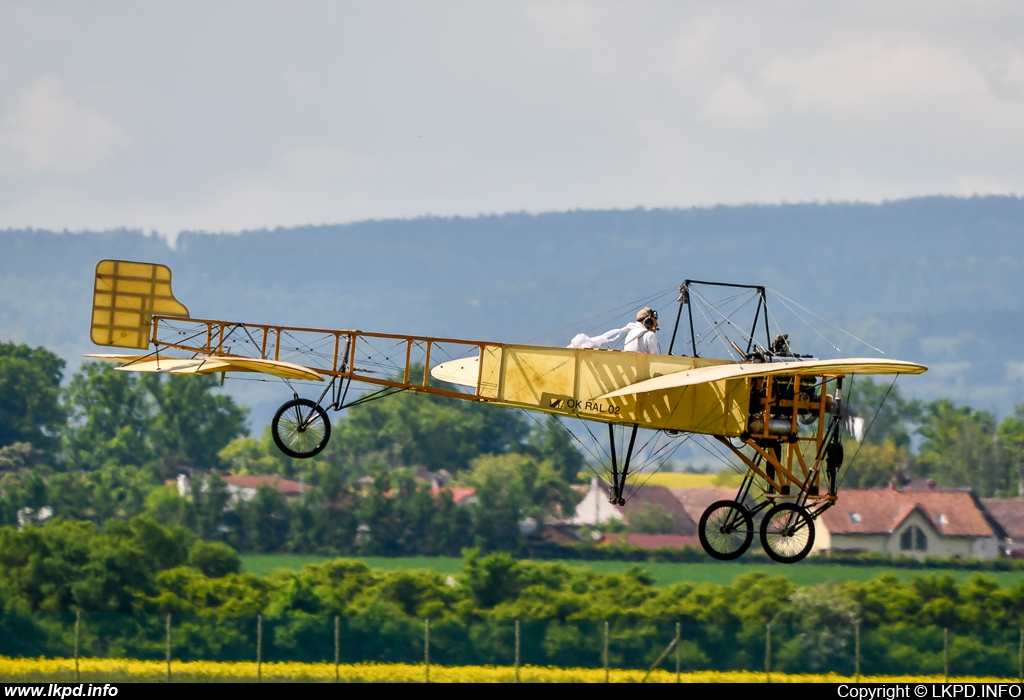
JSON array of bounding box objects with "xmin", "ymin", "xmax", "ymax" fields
[{"xmin": 900, "ymin": 525, "xmax": 927, "ymax": 552}]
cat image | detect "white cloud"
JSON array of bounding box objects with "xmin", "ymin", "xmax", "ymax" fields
[
  {"xmin": 0, "ymin": 2, "xmax": 1023, "ymax": 234},
  {"xmin": 702, "ymin": 76, "xmax": 774, "ymax": 131},
  {"xmin": 0, "ymin": 75, "xmax": 128, "ymax": 176}
]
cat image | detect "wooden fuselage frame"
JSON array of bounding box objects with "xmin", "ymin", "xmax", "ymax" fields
[{"xmin": 152, "ymin": 314, "xmax": 841, "ymax": 503}]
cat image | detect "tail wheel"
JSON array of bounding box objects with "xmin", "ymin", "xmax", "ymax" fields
[
  {"xmin": 759, "ymin": 503, "xmax": 815, "ymax": 563},
  {"xmin": 698, "ymin": 500, "xmax": 754, "ymax": 560},
  {"xmin": 272, "ymin": 398, "xmax": 331, "ymax": 459}
]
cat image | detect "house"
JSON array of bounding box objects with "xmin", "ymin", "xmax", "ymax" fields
[
  {"xmin": 174, "ymin": 473, "xmax": 307, "ymax": 506},
  {"xmin": 570, "ymin": 476, "xmax": 697, "ymax": 535},
  {"xmin": 818, "ymin": 488, "xmax": 1001, "ymax": 559},
  {"xmin": 570, "ymin": 476, "xmax": 626, "ymax": 527},
  {"xmin": 979, "ymin": 497, "xmax": 1024, "ymax": 557},
  {"xmin": 670, "ymin": 486, "xmax": 743, "ymax": 526},
  {"xmin": 429, "ymin": 486, "xmax": 478, "ymax": 506}
]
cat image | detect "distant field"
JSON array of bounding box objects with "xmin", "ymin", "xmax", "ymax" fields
[
  {"xmin": 241, "ymin": 554, "xmax": 1024, "ymax": 587},
  {"xmin": 623, "ymin": 472, "xmax": 743, "ymax": 488}
]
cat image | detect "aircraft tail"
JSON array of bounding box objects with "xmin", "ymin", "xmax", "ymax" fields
[{"xmin": 90, "ymin": 259, "xmax": 190, "ymax": 349}]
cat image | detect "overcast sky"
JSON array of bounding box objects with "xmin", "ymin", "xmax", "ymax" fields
[{"xmin": 1, "ymin": 1, "xmax": 1022, "ymax": 238}]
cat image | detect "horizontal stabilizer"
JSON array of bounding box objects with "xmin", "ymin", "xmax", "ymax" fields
[
  {"xmin": 597, "ymin": 357, "xmax": 927, "ymax": 400},
  {"xmin": 84, "ymin": 353, "xmax": 323, "ymax": 381}
]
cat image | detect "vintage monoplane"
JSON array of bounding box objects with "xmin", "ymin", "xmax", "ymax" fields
[{"xmin": 86, "ymin": 259, "xmax": 926, "ymax": 563}]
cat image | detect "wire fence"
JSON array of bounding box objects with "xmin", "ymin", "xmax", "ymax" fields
[{"xmin": 2, "ymin": 612, "xmax": 1024, "ymax": 681}]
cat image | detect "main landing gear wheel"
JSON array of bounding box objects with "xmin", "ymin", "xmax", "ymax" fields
[
  {"xmin": 698, "ymin": 500, "xmax": 754, "ymax": 561},
  {"xmin": 759, "ymin": 503, "xmax": 815, "ymax": 564},
  {"xmin": 272, "ymin": 398, "xmax": 331, "ymax": 459}
]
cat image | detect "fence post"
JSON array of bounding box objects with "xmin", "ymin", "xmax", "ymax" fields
[
  {"xmin": 165, "ymin": 613, "xmax": 172, "ymax": 683},
  {"xmin": 642, "ymin": 623, "xmax": 681, "ymax": 683},
  {"xmin": 74, "ymin": 611, "xmax": 80, "ymax": 682},
  {"xmin": 765, "ymin": 623, "xmax": 772, "ymax": 684},
  {"xmin": 675, "ymin": 622, "xmax": 681, "ymax": 683},
  {"xmin": 335, "ymin": 615, "xmax": 340, "ymax": 683},
  {"xmin": 424, "ymin": 618, "xmax": 430, "ymax": 684},
  {"xmin": 257, "ymin": 614, "xmax": 263, "ymax": 684},
  {"xmin": 944, "ymin": 627, "xmax": 949, "ymax": 682},
  {"xmin": 514, "ymin": 619, "xmax": 521, "ymax": 683},
  {"xmin": 855, "ymin": 620, "xmax": 861, "ymax": 682},
  {"xmin": 603, "ymin": 620, "xmax": 609, "ymax": 683}
]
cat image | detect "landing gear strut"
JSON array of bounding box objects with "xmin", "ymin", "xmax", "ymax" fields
[{"xmin": 608, "ymin": 423, "xmax": 639, "ymax": 506}]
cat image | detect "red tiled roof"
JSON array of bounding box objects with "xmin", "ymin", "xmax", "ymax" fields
[
  {"xmin": 430, "ymin": 486, "xmax": 477, "ymax": 504},
  {"xmin": 670, "ymin": 487, "xmax": 740, "ymax": 524},
  {"xmin": 980, "ymin": 497, "xmax": 1024, "ymax": 539},
  {"xmin": 622, "ymin": 485, "xmax": 697, "ymax": 535},
  {"xmin": 821, "ymin": 489, "xmax": 994, "ymax": 538},
  {"xmin": 222, "ymin": 475, "xmax": 304, "ymax": 496}
]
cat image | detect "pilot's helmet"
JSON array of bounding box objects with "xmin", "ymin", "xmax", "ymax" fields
[{"xmin": 637, "ymin": 307, "xmax": 658, "ymax": 329}]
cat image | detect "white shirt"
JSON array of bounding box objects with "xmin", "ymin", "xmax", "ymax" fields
[{"xmin": 623, "ymin": 322, "xmax": 660, "ymax": 354}]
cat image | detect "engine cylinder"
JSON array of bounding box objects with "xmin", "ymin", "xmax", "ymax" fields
[{"xmin": 747, "ymin": 417, "xmax": 796, "ymax": 436}]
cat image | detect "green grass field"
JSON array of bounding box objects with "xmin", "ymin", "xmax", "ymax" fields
[{"xmin": 241, "ymin": 554, "xmax": 1024, "ymax": 587}]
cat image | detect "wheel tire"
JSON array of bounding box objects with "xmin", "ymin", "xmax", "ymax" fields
[
  {"xmin": 271, "ymin": 398, "xmax": 331, "ymax": 459},
  {"xmin": 698, "ymin": 500, "xmax": 754, "ymax": 561},
  {"xmin": 759, "ymin": 503, "xmax": 815, "ymax": 564}
]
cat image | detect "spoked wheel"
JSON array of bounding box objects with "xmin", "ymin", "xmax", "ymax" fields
[
  {"xmin": 272, "ymin": 398, "xmax": 331, "ymax": 458},
  {"xmin": 759, "ymin": 503, "xmax": 815, "ymax": 564},
  {"xmin": 698, "ymin": 500, "xmax": 754, "ymax": 560}
]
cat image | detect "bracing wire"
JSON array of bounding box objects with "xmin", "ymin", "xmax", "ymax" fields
[
  {"xmin": 688, "ymin": 288, "xmax": 762, "ymax": 355},
  {"xmin": 836, "ymin": 375, "xmax": 900, "ymax": 489},
  {"xmin": 766, "ymin": 294, "xmax": 843, "ymax": 355},
  {"xmin": 767, "ymin": 287, "xmax": 887, "ymax": 356},
  {"xmin": 523, "ymin": 286, "xmax": 678, "ymax": 345}
]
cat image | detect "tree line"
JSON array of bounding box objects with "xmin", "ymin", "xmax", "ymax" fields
[
  {"xmin": 843, "ymin": 378, "xmax": 1024, "ymax": 496},
  {"xmin": 0, "ymin": 340, "xmax": 582, "ymax": 555},
  {"xmin": 4, "ymin": 338, "xmax": 1024, "ymax": 558},
  {"xmin": 2, "ymin": 517, "xmax": 1024, "ymax": 676}
]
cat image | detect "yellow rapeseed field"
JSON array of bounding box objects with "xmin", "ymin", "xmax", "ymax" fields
[
  {"xmin": 624, "ymin": 472, "xmax": 743, "ymax": 488},
  {"xmin": 0, "ymin": 657, "xmax": 1011, "ymax": 683}
]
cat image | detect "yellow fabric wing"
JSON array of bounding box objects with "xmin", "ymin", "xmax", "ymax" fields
[{"xmin": 598, "ymin": 357, "xmax": 927, "ymax": 400}]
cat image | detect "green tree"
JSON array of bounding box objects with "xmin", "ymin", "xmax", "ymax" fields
[
  {"xmin": 0, "ymin": 341, "xmax": 65, "ymax": 453},
  {"xmin": 63, "ymin": 363, "xmax": 247, "ymax": 474},
  {"xmin": 998, "ymin": 404, "xmax": 1024, "ymax": 497},
  {"xmin": 353, "ymin": 466, "xmax": 471, "ymax": 556},
  {"xmin": 917, "ymin": 400, "xmax": 1004, "ymax": 495},
  {"xmin": 238, "ymin": 484, "xmax": 291, "ymax": 553},
  {"xmin": 63, "ymin": 362, "xmax": 152, "ymax": 471},
  {"xmin": 188, "ymin": 540, "xmax": 241, "ymax": 578},
  {"xmin": 331, "ymin": 365, "xmax": 530, "ymax": 475},
  {"xmin": 463, "ymin": 453, "xmax": 578, "ymax": 552},
  {"xmin": 526, "ymin": 415, "xmax": 585, "ymax": 483},
  {"xmin": 846, "ymin": 377, "xmax": 921, "ymax": 448},
  {"xmin": 625, "ymin": 503, "xmax": 674, "ymax": 534},
  {"xmin": 144, "ymin": 374, "xmax": 247, "ymax": 473},
  {"xmin": 843, "ymin": 441, "xmax": 914, "ymax": 489}
]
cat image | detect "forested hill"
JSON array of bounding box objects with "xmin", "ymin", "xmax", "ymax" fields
[{"xmin": 2, "ymin": 195, "xmax": 1023, "ymax": 424}]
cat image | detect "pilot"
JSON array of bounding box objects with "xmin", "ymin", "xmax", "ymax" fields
[{"xmin": 623, "ymin": 307, "xmax": 660, "ymax": 353}]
